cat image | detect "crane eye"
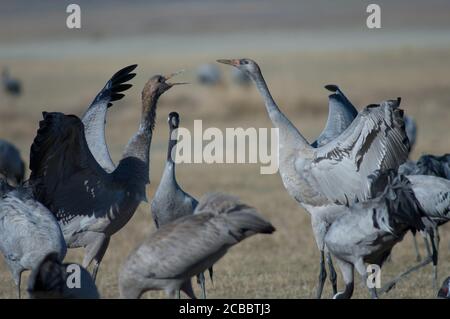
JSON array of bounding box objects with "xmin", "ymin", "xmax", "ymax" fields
[{"xmin": 241, "ymin": 60, "xmax": 249, "ymax": 65}]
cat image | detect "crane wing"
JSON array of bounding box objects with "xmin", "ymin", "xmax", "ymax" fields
[
  {"xmin": 407, "ymin": 175, "xmax": 450, "ymax": 223},
  {"xmin": 82, "ymin": 65, "xmax": 137, "ymax": 173},
  {"xmin": 300, "ymin": 99, "xmax": 410, "ymax": 205},
  {"xmin": 311, "ymin": 85, "xmax": 358, "ymax": 148},
  {"xmin": 135, "ymin": 194, "xmax": 274, "ymax": 280},
  {"xmin": 29, "ymin": 112, "xmax": 130, "ymax": 226}
]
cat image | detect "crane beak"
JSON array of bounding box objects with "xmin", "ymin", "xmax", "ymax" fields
[
  {"xmin": 169, "ymin": 82, "xmax": 189, "ymax": 86},
  {"xmin": 164, "ymin": 69, "xmax": 189, "ymax": 86},
  {"xmin": 217, "ymin": 59, "xmax": 240, "ymax": 67}
]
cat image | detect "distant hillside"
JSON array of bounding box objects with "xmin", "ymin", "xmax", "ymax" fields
[{"xmin": 1, "ymin": 0, "xmax": 450, "ymax": 43}]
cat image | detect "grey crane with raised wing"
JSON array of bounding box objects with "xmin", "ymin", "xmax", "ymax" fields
[
  {"xmin": 218, "ymin": 58, "xmax": 410, "ymax": 298},
  {"xmin": 29, "ymin": 70, "xmax": 185, "ymax": 282}
]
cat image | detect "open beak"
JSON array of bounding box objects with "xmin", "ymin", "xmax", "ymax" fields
[
  {"xmin": 217, "ymin": 59, "xmax": 240, "ymax": 67},
  {"xmin": 164, "ymin": 69, "xmax": 189, "ymax": 86}
]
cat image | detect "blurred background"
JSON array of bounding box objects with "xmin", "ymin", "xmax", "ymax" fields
[{"xmin": 1, "ymin": 0, "xmax": 450, "ymax": 298}]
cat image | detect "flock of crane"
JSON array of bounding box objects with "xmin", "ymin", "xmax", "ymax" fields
[{"xmin": 0, "ymin": 58, "xmax": 449, "ymax": 299}]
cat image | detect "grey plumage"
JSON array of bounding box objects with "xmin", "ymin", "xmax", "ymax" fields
[
  {"xmin": 0, "ymin": 179, "xmax": 67, "ymax": 298},
  {"xmin": 406, "ymin": 174, "xmax": 450, "ymax": 288},
  {"xmin": 398, "ymin": 153, "xmax": 450, "ymax": 274},
  {"xmin": 119, "ymin": 193, "xmax": 275, "ymax": 299},
  {"xmin": 29, "ymin": 71, "xmax": 182, "ymax": 283},
  {"xmin": 399, "ymin": 153, "xmax": 450, "ymax": 178},
  {"xmin": 312, "ymin": 84, "xmax": 358, "ymax": 148},
  {"xmin": 0, "ymin": 139, "xmax": 25, "ymax": 185},
  {"xmin": 2, "ymin": 67, "xmax": 22, "ymax": 97},
  {"xmin": 218, "ymin": 58, "xmax": 410, "ymax": 298},
  {"xmin": 326, "ymin": 171, "xmax": 430, "ymax": 299},
  {"xmin": 27, "ymin": 252, "xmax": 99, "ymax": 299},
  {"xmin": 406, "ymin": 174, "xmax": 450, "ymax": 226},
  {"xmin": 151, "ymin": 112, "xmax": 208, "ymax": 299},
  {"xmin": 231, "ymin": 68, "xmax": 251, "ymax": 86},
  {"xmin": 151, "ymin": 112, "xmax": 198, "ymax": 228},
  {"xmin": 404, "ymin": 115, "xmax": 417, "ymax": 150}
]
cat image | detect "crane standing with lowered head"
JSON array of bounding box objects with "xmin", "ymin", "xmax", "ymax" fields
[{"xmin": 120, "ymin": 193, "xmax": 275, "ymax": 299}]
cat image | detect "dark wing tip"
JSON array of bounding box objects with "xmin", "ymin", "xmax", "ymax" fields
[
  {"xmin": 93, "ymin": 64, "xmax": 138, "ymax": 108},
  {"xmin": 324, "ymin": 84, "xmax": 338, "ymax": 92},
  {"xmin": 110, "ymin": 93, "xmax": 125, "ymax": 101}
]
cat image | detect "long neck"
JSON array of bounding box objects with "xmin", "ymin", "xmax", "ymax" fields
[
  {"xmin": 155, "ymin": 130, "xmax": 179, "ymax": 195},
  {"xmin": 167, "ymin": 126, "xmax": 178, "ymax": 163},
  {"xmin": 122, "ymin": 91, "xmax": 158, "ymax": 164},
  {"xmin": 252, "ymin": 70, "xmax": 310, "ymax": 149},
  {"xmin": 163, "ymin": 125, "xmax": 177, "ymax": 185}
]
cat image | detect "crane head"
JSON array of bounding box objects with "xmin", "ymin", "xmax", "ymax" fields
[
  {"xmin": 144, "ymin": 70, "xmax": 188, "ymax": 97},
  {"xmin": 168, "ymin": 111, "xmax": 180, "ymax": 130},
  {"xmin": 217, "ymin": 58, "xmax": 259, "ymax": 79}
]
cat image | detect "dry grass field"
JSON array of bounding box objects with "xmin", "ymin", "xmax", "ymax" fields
[{"xmin": 1, "ymin": 1, "xmax": 450, "ymax": 299}]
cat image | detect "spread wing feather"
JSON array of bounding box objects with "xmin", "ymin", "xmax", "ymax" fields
[
  {"xmin": 312, "ymin": 84, "xmax": 358, "ymax": 148},
  {"xmin": 302, "ymin": 99, "xmax": 410, "ymax": 205},
  {"xmin": 82, "ymin": 65, "xmax": 137, "ymax": 172},
  {"xmin": 29, "ymin": 112, "xmax": 127, "ymax": 226}
]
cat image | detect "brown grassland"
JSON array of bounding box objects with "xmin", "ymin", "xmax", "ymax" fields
[{"xmin": 0, "ymin": 46, "xmax": 449, "ymax": 298}]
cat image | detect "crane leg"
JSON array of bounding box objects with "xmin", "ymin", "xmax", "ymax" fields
[
  {"xmin": 354, "ymin": 259, "xmax": 378, "ymax": 299},
  {"xmin": 82, "ymin": 234, "xmax": 110, "ymax": 283},
  {"xmin": 316, "ymin": 250, "xmax": 327, "ymax": 299},
  {"xmin": 12, "ymin": 270, "xmax": 23, "ymax": 299},
  {"xmin": 17, "ymin": 274, "xmax": 21, "ymax": 299},
  {"xmin": 181, "ymin": 279, "xmax": 197, "ymax": 299},
  {"xmin": 333, "ymin": 258, "xmax": 354, "ymax": 299},
  {"xmin": 369, "ymin": 287, "xmax": 378, "ymax": 299},
  {"xmin": 378, "ymin": 256, "xmax": 433, "ymax": 295},
  {"xmin": 197, "ymin": 272, "xmax": 207, "ymax": 299},
  {"xmin": 429, "ymin": 230, "xmax": 439, "ymax": 291},
  {"xmin": 326, "ymin": 252, "xmax": 338, "ymax": 296},
  {"xmin": 92, "ymin": 237, "xmax": 110, "ymax": 282},
  {"xmin": 208, "ymin": 266, "xmax": 214, "ymax": 287},
  {"xmin": 412, "ymin": 232, "xmax": 421, "ymax": 262}
]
